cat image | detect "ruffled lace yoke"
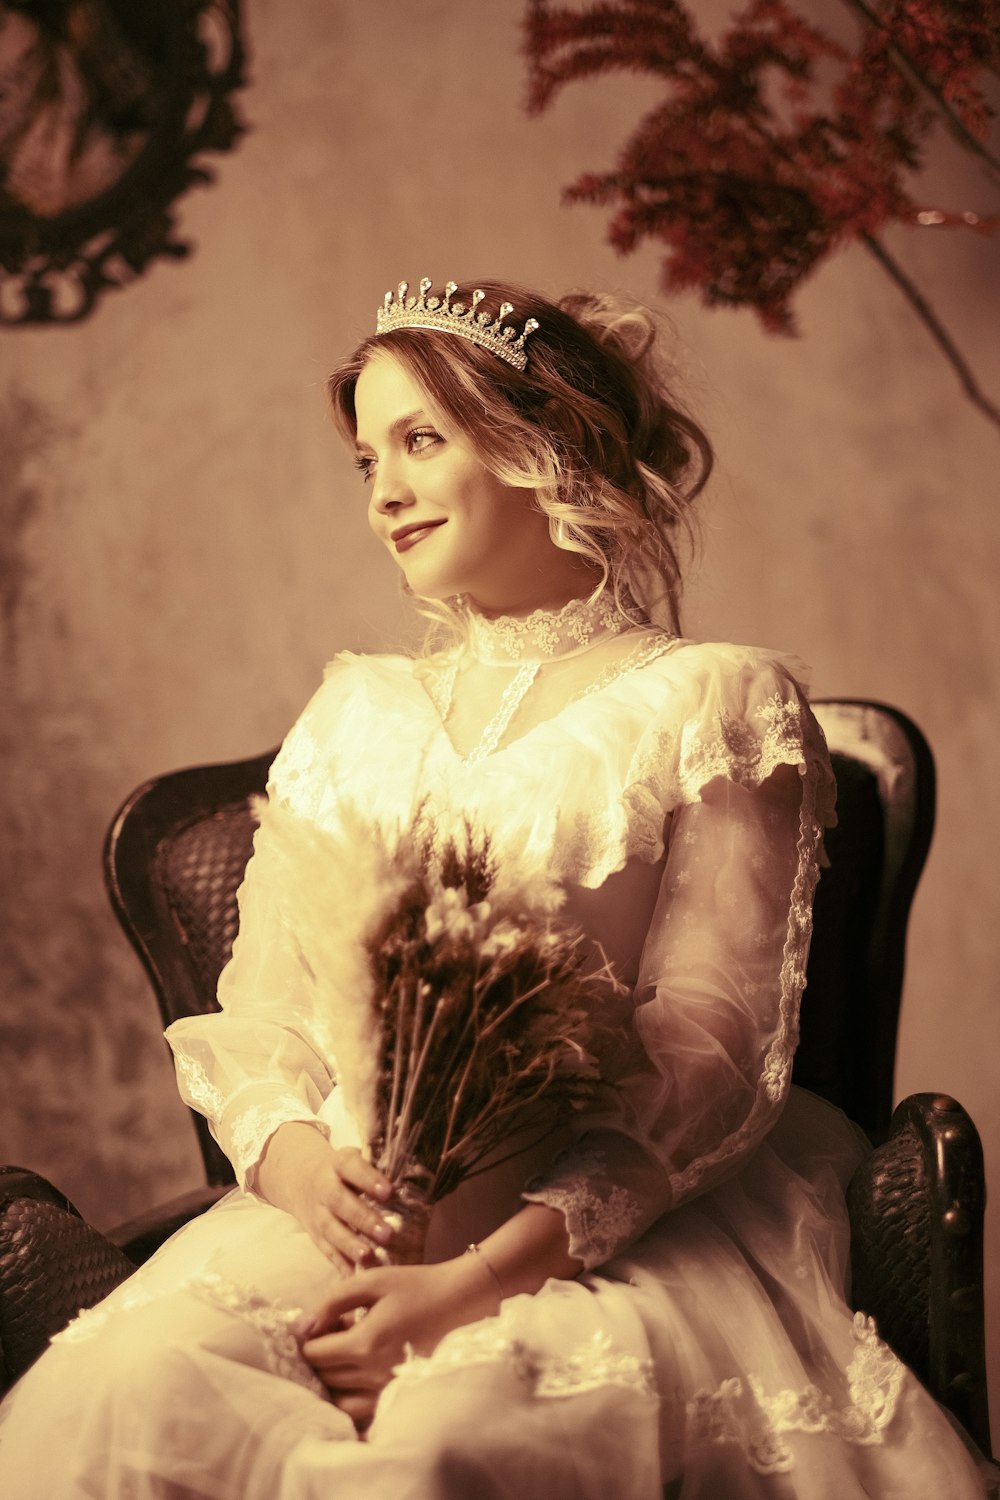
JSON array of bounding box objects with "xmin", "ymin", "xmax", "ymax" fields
[{"xmin": 261, "ymin": 594, "xmax": 835, "ymax": 891}]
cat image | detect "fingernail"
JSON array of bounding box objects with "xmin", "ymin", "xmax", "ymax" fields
[
  {"xmin": 373, "ymin": 1223, "xmax": 392, "ymax": 1245},
  {"xmin": 373, "ymin": 1181, "xmax": 392, "ymax": 1201},
  {"xmin": 294, "ymin": 1316, "xmax": 317, "ymax": 1340}
]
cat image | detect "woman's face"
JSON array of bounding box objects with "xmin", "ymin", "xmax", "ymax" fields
[{"xmin": 352, "ymin": 352, "xmax": 569, "ymax": 614}]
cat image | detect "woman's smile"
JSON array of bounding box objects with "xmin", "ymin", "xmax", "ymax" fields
[{"xmin": 391, "ymin": 518, "xmax": 447, "ymax": 553}]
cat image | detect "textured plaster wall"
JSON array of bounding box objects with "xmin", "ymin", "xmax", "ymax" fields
[{"xmin": 1, "ymin": 0, "xmax": 997, "ymax": 1436}]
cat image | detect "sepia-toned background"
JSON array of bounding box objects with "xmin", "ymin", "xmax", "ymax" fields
[{"xmin": 2, "ymin": 0, "xmax": 997, "ymax": 1436}]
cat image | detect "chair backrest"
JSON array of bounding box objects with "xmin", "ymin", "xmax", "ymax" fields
[
  {"xmin": 104, "ymin": 750, "xmax": 275, "ymax": 1185},
  {"xmin": 103, "ymin": 698, "xmax": 934, "ymax": 1182},
  {"xmin": 799, "ymin": 701, "xmax": 935, "ymax": 1140}
]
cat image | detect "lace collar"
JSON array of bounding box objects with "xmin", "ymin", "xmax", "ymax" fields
[{"xmin": 464, "ymin": 593, "xmax": 638, "ymax": 665}]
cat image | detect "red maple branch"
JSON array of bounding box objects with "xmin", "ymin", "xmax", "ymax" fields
[
  {"xmin": 837, "ymin": 0, "xmax": 1000, "ymax": 182},
  {"xmin": 524, "ymin": 0, "xmax": 1000, "ymax": 433}
]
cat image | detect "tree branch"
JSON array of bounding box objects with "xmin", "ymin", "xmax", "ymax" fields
[
  {"xmin": 861, "ymin": 232, "xmax": 1000, "ymax": 431},
  {"xmin": 838, "ymin": 0, "xmax": 1000, "ymax": 185}
]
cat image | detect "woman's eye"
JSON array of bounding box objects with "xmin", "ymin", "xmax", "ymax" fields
[
  {"xmin": 354, "ymin": 455, "xmax": 375, "ymax": 483},
  {"xmin": 407, "ymin": 428, "xmax": 440, "ymax": 454}
]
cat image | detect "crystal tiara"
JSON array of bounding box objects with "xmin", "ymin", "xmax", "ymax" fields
[{"xmin": 375, "ymin": 278, "xmax": 540, "ymax": 371}]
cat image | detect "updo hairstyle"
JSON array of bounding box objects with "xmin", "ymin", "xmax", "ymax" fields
[{"xmin": 327, "ymin": 279, "xmax": 713, "ymax": 636}]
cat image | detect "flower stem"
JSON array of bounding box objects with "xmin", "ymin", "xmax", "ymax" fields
[
  {"xmin": 385, "ymin": 992, "xmax": 445, "ymax": 1181},
  {"xmin": 384, "ymin": 978, "xmax": 409, "ymax": 1167}
]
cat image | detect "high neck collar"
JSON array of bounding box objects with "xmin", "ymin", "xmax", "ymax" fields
[{"xmin": 463, "ymin": 593, "xmax": 641, "ymax": 665}]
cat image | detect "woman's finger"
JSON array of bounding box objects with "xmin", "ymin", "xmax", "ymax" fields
[
  {"xmin": 307, "ymin": 1204, "xmax": 346, "ymax": 1262},
  {"xmin": 330, "ymin": 1389, "xmax": 377, "ymax": 1430},
  {"xmin": 304, "ymin": 1334, "xmax": 363, "ymax": 1381},
  {"xmin": 301, "ymin": 1323, "xmax": 387, "ymax": 1385},
  {"xmin": 322, "ymin": 1178, "xmax": 393, "ymax": 1250},
  {"xmin": 333, "ymin": 1148, "xmax": 393, "ymax": 1204},
  {"xmin": 313, "ymin": 1234, "xmax": 353, "ymax": 1277},
  {"xmin": 301, "ymin": 1269, "xmax": 381, "ymax": 1340},
  {"xmin": 313, "ymin": 1203, "xmax": 378, "ymax": 1267}
]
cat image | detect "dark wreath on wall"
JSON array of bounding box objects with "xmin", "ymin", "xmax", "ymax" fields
[{"xmin": 0, "ymin": 0, "xmax": 247, "ymax": 325}]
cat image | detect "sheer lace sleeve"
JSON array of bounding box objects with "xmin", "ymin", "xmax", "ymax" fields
[
  {"xmin": 164, "ymin": 676, "xmax": 343, "ymax": 1192},
  {"xmin": 523, "ymin": 654, "xmax": 832, "ymax": 1269}
]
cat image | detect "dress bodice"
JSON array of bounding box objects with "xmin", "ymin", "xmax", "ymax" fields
[
  {"xmin": 267, "ymin": 627, "xmax": 834, "ymax": 892},
  {"xmin": 166, "ymin": 601, "xmax": 836, "ymax": 1271}
]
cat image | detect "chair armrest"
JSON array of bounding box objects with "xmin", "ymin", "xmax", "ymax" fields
[
  {"xmin": 0, "ymin": 1168, "xmax": 135, "ymax": 1393},
  {"xmin": 108, "ymin": 1183, "xmax": 231, "ymax": 1263},
  {"xmin": 846, "ymin": 1093, "xmax": 991, "ymax": 1457},
  {"xmin": 0, "ymin": 1169, "xmax": 230, "ymax": 1395}
]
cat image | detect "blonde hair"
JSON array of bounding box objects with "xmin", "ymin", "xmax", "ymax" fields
[{"xmin": 327, "ymin": 279, "xmax": 712, "ymax": 640}]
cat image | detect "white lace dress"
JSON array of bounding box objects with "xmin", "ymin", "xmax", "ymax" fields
[{"xmin": 0, "ymin": 609, "xmax": 986, "ymax": 1499}]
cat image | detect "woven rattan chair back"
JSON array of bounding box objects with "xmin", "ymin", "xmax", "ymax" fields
[{"xmin": 104, "ymin": 749, "xmax": 276, "ymax": 1184}]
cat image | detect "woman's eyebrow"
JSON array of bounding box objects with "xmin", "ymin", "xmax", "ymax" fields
[{"xmin": 354, "ymin": 409, "xmax": 429, "ymax": 452}]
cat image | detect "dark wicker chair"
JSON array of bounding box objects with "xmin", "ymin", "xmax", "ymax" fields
[{"xmin": 0, "ymin": 700, "xmax": 991, "ymax": 1459}]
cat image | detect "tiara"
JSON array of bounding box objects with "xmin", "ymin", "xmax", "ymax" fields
[{"xmin": 375, "ymin": 278, "xmax": 539, "ymax": 371}]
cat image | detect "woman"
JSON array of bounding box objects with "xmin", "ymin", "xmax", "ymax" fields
[{"xmin": 0, "ymin": 278, "xmax": 986, "ymax": 1498}]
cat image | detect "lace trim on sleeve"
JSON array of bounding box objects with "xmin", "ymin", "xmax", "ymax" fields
[
  {"xmin": 685, "ymin": 1313, "xmax": 906, "ymax": 1475},
  {"xmin": 173, "ymin": 1051, "xmax": 226, "ymax": 1123},
  {"xmin": 666, "ymin": 765, "xmax": 822, "ymax": 1203},
  {"xmin": 676, "ymin": 693, "xmax": 808, "ymax": 802},
  {"xmin": 221, "ymin": 1090, "xmax": 332, "ymax": 1188},
  {"xmin": 172, "ymin": 1048, "xmax": 332, "ymax": 1188},
  {"xmin": 625, "ymin": 693, "xmax": 827, "ymax": 841},
  {"xmin": 522, "ymin": 1149, "xmax": 644, "ymax": 1269}
]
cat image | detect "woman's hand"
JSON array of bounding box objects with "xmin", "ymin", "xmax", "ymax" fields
[
  {"xmin": 298, "ymin": 1254, "xmax": 501, "ymax": 1431},
  {"xmin": 255, "ymin": 1121, "xmax": 395, "ymax": 1274}
]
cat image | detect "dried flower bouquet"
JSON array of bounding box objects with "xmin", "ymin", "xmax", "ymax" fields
[{"xmin": 255, "ymin": 799, "xmax": 615, "ymax": 1262}]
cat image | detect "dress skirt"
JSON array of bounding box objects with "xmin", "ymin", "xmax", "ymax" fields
[{"xmin": 0, "ymin": 1088, "xmax": 986, "ymax": 1499}]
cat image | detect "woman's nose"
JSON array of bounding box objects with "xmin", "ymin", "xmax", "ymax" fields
[{"xmin": 371, "ymin": 462, "xmax": 413, "ymax": 515}]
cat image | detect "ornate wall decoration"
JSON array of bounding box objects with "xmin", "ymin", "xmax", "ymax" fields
[{"xmin": 0, "ymin": 0, "xmax": 247, "ymax": 325}]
